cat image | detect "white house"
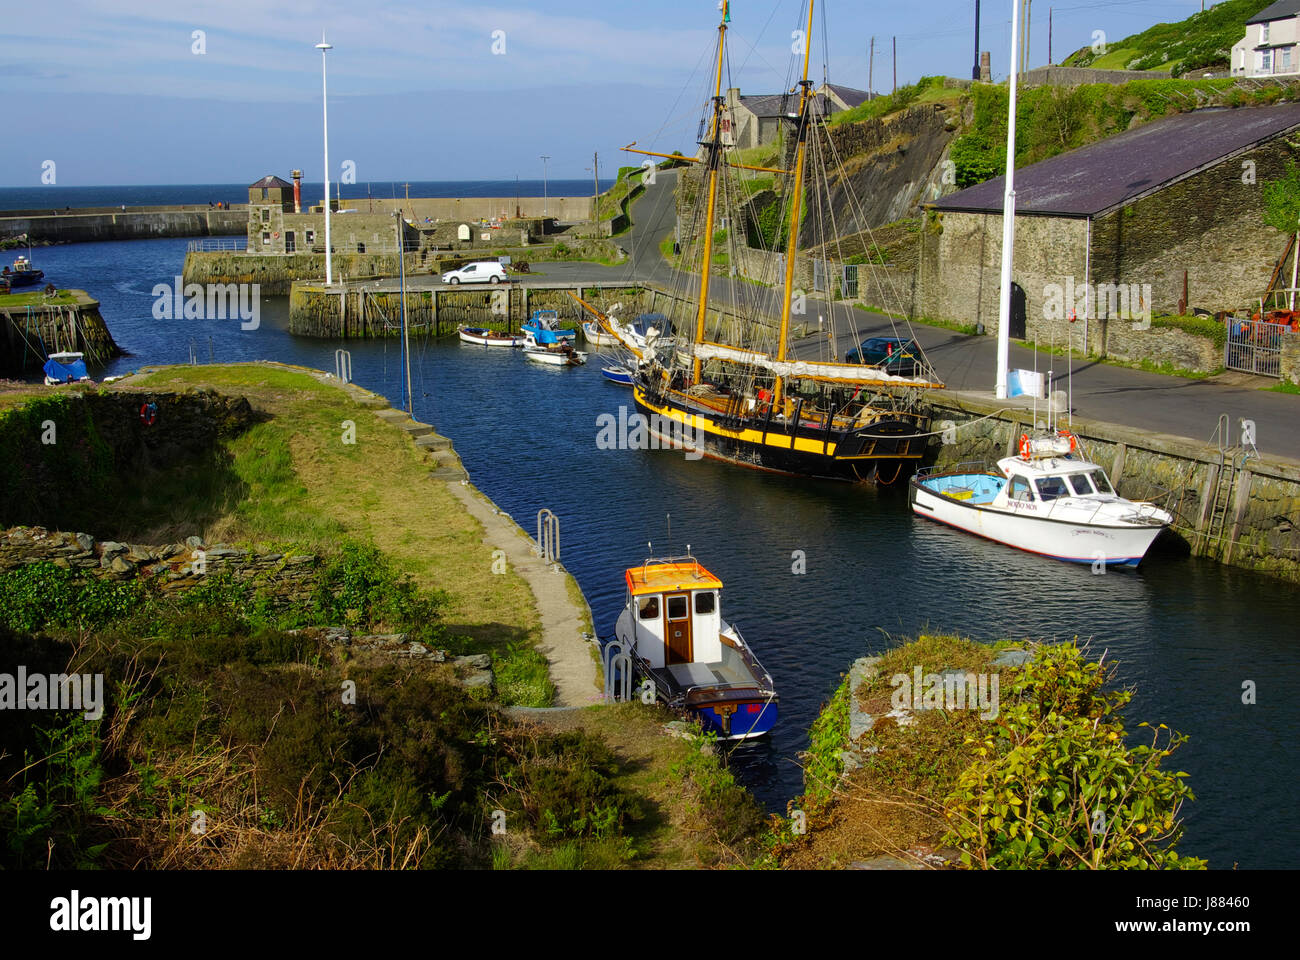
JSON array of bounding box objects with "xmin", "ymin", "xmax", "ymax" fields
[{"xmin": 1233, "ymin": 1, "xmax": 1300, "ymax": 78}]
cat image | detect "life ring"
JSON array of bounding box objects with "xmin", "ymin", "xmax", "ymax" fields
[
  {"xmin": 273, "ymin": 231, "xmax": 280, "ymax": 239},
  {"xmin": 1061, "ymin": 430, "xmax": 1078, "ymax": 452},
  {"xmin": 139, "ymin": 402, "xmax": 157, "ymax": 427},
  {"xmin": 1019, "ymin": 433, "xmax": 1031, "ymax": 458}
]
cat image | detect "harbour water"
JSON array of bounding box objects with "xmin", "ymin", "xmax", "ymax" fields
[{"xmin": 17, "ymin": 236, "xmax": 1300, "ymax": 869}]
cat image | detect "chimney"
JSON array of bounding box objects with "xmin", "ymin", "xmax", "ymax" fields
[
  {"xmin": 980, "ymin": 51, "xmax": 991, "ymax": 83},
  {"xmin": 291, "ymin": 169, "xmax": 302, "ymax": 213}
]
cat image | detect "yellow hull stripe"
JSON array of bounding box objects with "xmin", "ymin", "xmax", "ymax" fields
[{"xmin": 637, "ymin": 389, "xmax": 839, "ymax": 456}]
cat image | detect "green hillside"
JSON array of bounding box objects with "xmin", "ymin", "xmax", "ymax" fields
[{"xmin": 1063, "ymin": 0, "xmax": 1273, "ymax": 77}]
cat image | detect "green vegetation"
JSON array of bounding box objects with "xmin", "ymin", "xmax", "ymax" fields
[
  {"xmin": 1063, "ymin": 0, "xmax": 1271, "ymax": 77},
  {"xmin": 830, "ymin": 76, "xmax": 954, "ymax": 126},
  {"xmin": 1152, "ymin": 312, "xmax": 1228, "ymax": 349},
  {"xmin": 0, "ymin": 289, "xmax": 80, "ymax": 307},
  {"xmin": 771, "ymin": 635, "xmax": 1204, "ymax": 869},
  {"xmin": 947, "ymin": 77, "xmax": 1275, "ymax": 188},
  {"xmin": 1269, "ymin": 380, "xmax": 1300, "ymax": 394}
]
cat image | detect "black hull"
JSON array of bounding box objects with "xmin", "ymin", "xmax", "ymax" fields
[{"xmin": 633, "ymin": 387, "xmax": 928, "ymax": 485}]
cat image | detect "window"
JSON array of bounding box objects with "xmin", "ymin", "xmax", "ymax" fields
[
  {"xmin": 305, "ymin": 230, "xmax": 315, "ymax": 245},
  {"xmin": 260, "ymin": 208, "xmax": 269, "ymax": 223},
  {"xmin": 261, "ymin": 232, "xmax": 270, "ymax": 245},
  {"xmin": 1263, "ymin": 23, "xmax": 1271, "ymax": 44},
  {"xmin": 1008, "ymin": 476, "xmax": 1033, "ymax": 503},
  {"xmin": 1067, "ymin": 473, "xmax": 1096, "ymax": 496},
  {"xmin": 1262, "ymin": 49, "xmax": 1273, "ymax": 73},
  {"xmin": 638, "ymin": 596, "xmax": 659, "ymax": 620},
  {"xmin": 667, "ymin": 595, "xmax": 689, "ymax": 620},
  {"xmin": 1283, "ymin": 47, "xmax": 1293, "ymax": 72},
  {"xmin": 694, "ymin": 592, "xmax": 715, "ymax": 615},
  {"xmin": 261, "ymin": 187, "xmax": 269, "ymax": 199},
  {"xmin": 1089, "ymin": 470, "xmax": 1115, "ymax": 495},
  {"xmin": 1035, "ymin": 476, "xmax": 1069, "ymax": 501}
]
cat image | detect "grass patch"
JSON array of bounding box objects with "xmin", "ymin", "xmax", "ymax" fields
[{"xmin": 1268, "ymin": 380, "xmax": 1300, "ymax": 394}]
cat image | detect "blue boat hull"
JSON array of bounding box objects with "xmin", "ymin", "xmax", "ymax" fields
[
  {"xmin": 5, "ymin": 270, "xmax": 44, "ymax": 287},
  {"xmin": 694, "ymin": 699, "xmax": 779, "ymax": 740}
]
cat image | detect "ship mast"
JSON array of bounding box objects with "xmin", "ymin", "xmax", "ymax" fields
[
  {"xmin": 690, "ymin": 5, "xmax": 731, "ymax": 386},
  {"xmin": 772, "ymin": 0, "xmax": 817, "ymax": 410}
]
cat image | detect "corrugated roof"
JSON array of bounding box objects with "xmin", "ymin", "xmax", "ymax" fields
[
  {"xmin": 931, "ymin": 103, "xmax": 1300, "ymax": 218},
  {"xmin": 249, "ymin": 175, "xmax": 293, "ymax": 189},
  {"xmin": 1248, "ymin": 1, "xmax": 1300, "ymax": 25}
]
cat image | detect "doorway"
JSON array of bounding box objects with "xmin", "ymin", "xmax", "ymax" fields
[
  {"xmin": 1010, "ymin": 282, "xmax": 1027, "ymax": 340},
  {"xmin": 665, "ymin": 594, "xmax": 693, "ymax": 664}
]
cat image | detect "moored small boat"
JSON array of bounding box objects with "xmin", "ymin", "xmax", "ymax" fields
[
  {"xmin": 582, "ymin": 320, "xmax": 620, "ymax": 347},
  {"xmin": 909, "ymin": 430, "xmax": 1172, "ymax": 567},
  {"xmin": 612, "ymin": 553, "xmax": 778, "ymax": 740},
  {"xmin": 524, "ymin": 342, "xmax": 587, "ymax": 366},
  {"xmin": 42, "ymin": 351, "xmax": 93, "ymax": 387},
  {"xmin": 457, "ymin": 325, "xmax": 525, "ymax": 347},
  {"xmin": 600, "ymin": 364, "xmax": 634, "ymax": 385},
  {"xmin": 4, "ymin": 255, "xmax": 44, "ymax": 288},
  {"xmin": 522, "ymin": 309, "xmax": 577, "ymax": 345}
]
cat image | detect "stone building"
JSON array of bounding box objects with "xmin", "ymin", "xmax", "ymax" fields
[
  {"xmin": 919, "ymin": 102, "xmax": 1300, "ymax": 351},
  {"xmin": 247, "ymin": 173, "xmax": 417, "ymax": 255},
  {"xmin": 724, "ymin": 83, "xmax": 869, "ymax": 150}
]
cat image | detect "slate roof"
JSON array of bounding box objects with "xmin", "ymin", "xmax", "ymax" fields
[
  {"xmin": 249, "ymin": 175, "xmax": 294, "ymax": 190},
  {"xmin": 931, "ymin": 103, "xmax": 1300, "ymax": 219},
  {"xmin": 738, "ymin": 93, "xmax": 797, "ymax": 118},
  {"xmin": 823, "ymin": 83, "xmax": 872, "ymax": 108},
  {"xmin": 1248, "ymin": 1, "xmax": 1300, "ymax": 25}
]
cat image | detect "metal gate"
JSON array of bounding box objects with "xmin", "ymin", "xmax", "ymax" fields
[{"xmin": 1225, "ymin": 318, "xmax": 1285, "ymax": 377}]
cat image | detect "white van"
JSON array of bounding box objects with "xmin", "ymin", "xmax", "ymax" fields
[{"xmin": 441, "ymin": 261, "xmax": 508, "ymax": 285}]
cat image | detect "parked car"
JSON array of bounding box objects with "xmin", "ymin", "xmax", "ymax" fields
[
  {"xmin": 441, "ymin": 261, "xmax": 508, "ymax": 285},
  {"xmin": 844, "ymin": 336, "xmax": 922, "ymax": 376}
]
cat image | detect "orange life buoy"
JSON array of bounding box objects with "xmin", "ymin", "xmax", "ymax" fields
[
  {"xmin": 1064, "ymin": 431, "xmax": 1078, "ymax": 452},
  {"xmin": 273, "ymin": 231, "xmax": 280, "ymax": 239},
  {"xmin": 139, "ymin": 402, "xmax": 157, "ymax": 427},
  {"xmin": 1019, "ymin": 433, "xmax": 1031, "ymax": 458}
]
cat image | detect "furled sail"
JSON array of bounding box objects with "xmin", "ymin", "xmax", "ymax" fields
[{"xmin": 689, "ymin": 341, "xmax": 942, "ymax": 389}]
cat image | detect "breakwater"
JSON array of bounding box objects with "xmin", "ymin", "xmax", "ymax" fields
[
  {"xmin": 0, "ymin": 291, "xmax": 119, "ymax": 376},
  {"xmin": 184, "ymin": 250, "xmax": 448, "ymax": 296},
  {"xmin": 1, "ymin": 206, "xmax": 246, "ymax": 245},
  {"xmin": 924, "ymin": 391, "xmax": 1300, "ymax": 583}
]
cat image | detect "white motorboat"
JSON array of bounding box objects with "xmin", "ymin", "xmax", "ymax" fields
[
  {"xmin": 909, "ymin": 431, "xmax": 1172, "ymax": 567},
  {"xmin": 582, "ymin": 319, "xmax": 620, "ymax": 347},
  {"xmin": 524, "ymin": 342, "xmax": 587, "ymax": 366}
]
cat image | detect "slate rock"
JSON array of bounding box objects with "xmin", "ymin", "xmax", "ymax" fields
[{"xmin": 991, "ymin": 648, "xmax": 1031, "ymax": 668}]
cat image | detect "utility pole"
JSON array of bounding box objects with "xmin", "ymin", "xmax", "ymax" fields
[
  {"xmin": 316, "ymin": 33, "xmax": 334, "ymax": 286},
  {"xmin": 1049, "ymin": 7, "xmax": 1053, "ymax": 65},
  {"xmin": 869, "ymin": 37, "xmax": 875, "ymax": 96},
  {"xmin": 973, "ymin": 1, "xmax": 981, "ymax": 81},
  {"xmin": 893, "ymin": 36, "xmax": 897, "ymax": 95},
  {"xmin": 592, "ymin": 151, "xmax": 599, "ymax": 212}
]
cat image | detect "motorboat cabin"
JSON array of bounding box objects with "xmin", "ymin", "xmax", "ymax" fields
[{"xmin": 614, "ymin": 555, "xmax": 777, "ymax": 740}]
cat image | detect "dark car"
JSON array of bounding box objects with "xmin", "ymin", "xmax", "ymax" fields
[{"xmin": 844, "ymin": 336, "xmax": 922, "ymax": 376}]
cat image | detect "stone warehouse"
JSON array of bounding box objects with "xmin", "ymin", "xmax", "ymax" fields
[
  {"xmin": 247, "ymin": 174, "xmax": 419, "ymax": 256},
  {"xmin": 919, "ymin": 102, "xmax": 1300, "ymax": 351}
]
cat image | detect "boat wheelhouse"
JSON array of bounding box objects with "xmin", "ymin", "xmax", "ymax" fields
[
  {"xmin": 613, "ymin": 555, "xmax": 777, "ymax": 740},
  {"xmin": 522, "ymin": 310, "xmax": 576, "ymax": 345},
  {"xmin": 909, "ymin": 433, "xmax": 1172, "ymax": 567}
]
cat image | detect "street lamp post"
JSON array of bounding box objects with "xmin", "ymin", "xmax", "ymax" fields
[
  {"xmin": 316, "ymin": 34, "xmax": 334, "ymax": 286},
  {"xmin": 540, "ymin": 155, "xmax": 551, "ymax": 217}
]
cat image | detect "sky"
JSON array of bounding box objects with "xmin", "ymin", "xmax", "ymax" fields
[{"xmin": 0, "ymin": 0, "xmax": 1230, "ymax": 185}]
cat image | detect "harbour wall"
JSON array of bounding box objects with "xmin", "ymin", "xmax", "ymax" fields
[
  {"xmin": 922, "ymin": 391, "xmax": 1300, "ymax": 583},
  {"xmin": 184, "ymin": 250, "xmax": 449, "ymax": 296},
  {"xmin": 2, "ymin": 208, "xmax": 247, "ymax": 244},
  {"xmin": 0, "ymin": 291, "xmax": 119, "ymax": 376},
  {"xmin": 287, "ymin": 283, "xmax": 649, "ymax": 338}
]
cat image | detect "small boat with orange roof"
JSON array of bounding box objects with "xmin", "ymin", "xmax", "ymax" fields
[{"xmin": 613, "ymin": 551, "xmax": 777, "ymax": 740}]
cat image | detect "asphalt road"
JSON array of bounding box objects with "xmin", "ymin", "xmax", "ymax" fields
[{"xmin": 394, "ymin": 168, "xmax": 1299, "ymax": 460}]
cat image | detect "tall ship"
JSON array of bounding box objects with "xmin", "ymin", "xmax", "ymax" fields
[{"xmin": 576, "ymin": 0, "xmax": 944, "ymax": 484}]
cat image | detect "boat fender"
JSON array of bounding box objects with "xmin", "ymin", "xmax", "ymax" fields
[
  {"xmin": 1018, "ymin": 433, "xmax": 1030, "ymax": 458},
  {"xmin": 139, "ymin": 402, "xmax": 158, "ymax": 427}
]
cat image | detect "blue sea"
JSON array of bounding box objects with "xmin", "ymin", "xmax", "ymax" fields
[{"xmin": 0, "ymin": 180, "xmax": 615, "ymax": 212}]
